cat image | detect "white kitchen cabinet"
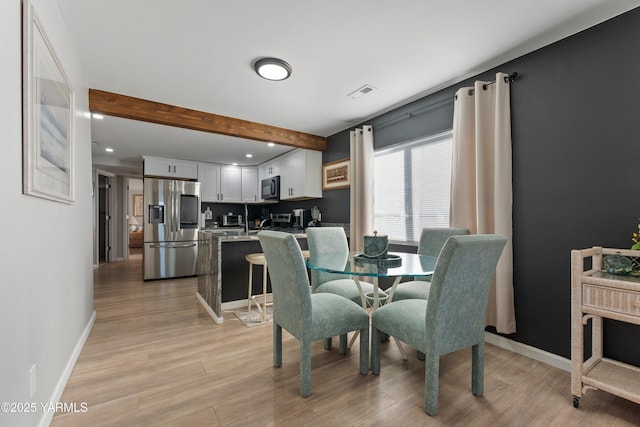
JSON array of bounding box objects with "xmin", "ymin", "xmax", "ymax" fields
[
  {"xmin": 198, "ymin": 163, "xmax": 221, "ymax": 202},
  {"xmin": 199, "ymin": 163, "xmax": 249, "ymax": 203},
  {"xmin": 144, "ymin": 156, "xmax": 198, "ymax": 180},
  {"xmin": 241, "ymin": 167, "xmax": 259, "ymax": 203},
  {"xmin": 258, "ymin": 159, "xmax": 280, "ymax": 182},
  {"xmin": 219, "ymin": 166, "xmax": 242, "ymax": 203},
  {"xmin": 279, "ymin": 149, "xmax": 322, "ymax": 200}
]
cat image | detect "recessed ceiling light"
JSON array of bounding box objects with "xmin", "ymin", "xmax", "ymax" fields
[
  {"xmin": 267, "ymin": 142, "xmax": 275, "ymax": 147},
  {"xmin": 254, "ymin": 58, "xmax": 292, "ymax": 81},
  {"xmin": 92, "ymin": 113, "xmax": 104, "ymax": 119},
  {"xmin": 232, "ymin": 163, "xmax": 238, "ymax": 166},
  {"xmin": 105, "ymin": 147, "xmax": 114, "ymax": 152},
  {"xmin": 246, "ymin": 153, "xmax": 253, "ymax": 158}
]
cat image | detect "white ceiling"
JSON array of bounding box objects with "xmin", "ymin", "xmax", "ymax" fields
[{"xmin": 55, "ymin": 0, "xmax": 640, "ymax": 176}]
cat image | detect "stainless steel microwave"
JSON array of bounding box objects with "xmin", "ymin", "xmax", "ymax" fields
[{"xmin": 261, "ymin": 176, "xmax": 280, "ymax": 200}]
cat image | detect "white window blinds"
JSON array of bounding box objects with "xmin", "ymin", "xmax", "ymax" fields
[{"xmin": 373, "ymin": 130, "xmax": 452, "ymax": 242}]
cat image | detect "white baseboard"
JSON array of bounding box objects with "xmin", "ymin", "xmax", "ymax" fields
[
  {"xmin": 196, "ymin": 292, "xmax": 224, "ymax": 324},
  {"xmin": 38, "ymin": 310, "xmax": 96, "ymax": 427},
  {"xmin": 484, "ymin": 331, "xmax": 570, "ymax": 372},
  {"xmin": 221, "ymin": 299, "xmax": 250, "ymax": 311}
]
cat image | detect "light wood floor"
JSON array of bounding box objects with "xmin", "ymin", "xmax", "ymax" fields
[{"xmin": 51, "ymin": 256, "xmax": 640, "ymax": 426}]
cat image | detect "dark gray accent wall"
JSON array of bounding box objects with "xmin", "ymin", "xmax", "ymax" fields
[{"xmin": 317, "ymin": 7, "xmax": 640, "ymax": 363}]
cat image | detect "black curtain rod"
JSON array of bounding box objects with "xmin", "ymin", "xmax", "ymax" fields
[
  {"xmin": 374, "ymin": 72, "xmax": 518, "ymax": 129},
  {"xmin": 374, "ymin": 97, "xmax": 453, "ymax": 130},
  {"xmin": 482, "ymin": 71, "xmax": 518, "ymax": 89},
  {"xmin": 454, "ymin": 72, "xmax": 518, "ymax": 99}
]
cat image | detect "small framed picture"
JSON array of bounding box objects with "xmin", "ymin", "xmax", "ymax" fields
[
  {"xmin": 133, "ymin": 194, "xmax": 144, "ymax": 216},
  {"xmin": 322, "ymin": 158, "xmax": 350, "ymax": 190},
  {"xmin": 23, "ymin": 2, "xmax": 75, "ymax": 203}
]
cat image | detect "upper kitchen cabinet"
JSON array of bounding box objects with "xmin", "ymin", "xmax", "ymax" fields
[
  {"xmin": 199, "ymin": 163, "xmax": 243, "ymax": 203},
  {"xmin": 258, "ymin": 158, "xmax": 280, "ymax": 182},
  {"xmin": 144, "ymin": 156, "xmax": 198, "ymax": 180},
  {"xmin": 220, "ymin": 166, "xmax": 242, "ymax": 203},
  {"xmin": 241, "ymin": 167, "xmax": 259, "ymax": 203},
  {"xmin": 198, "ymin": 163, "xmax": 221, "ymax": 202},
  {"xmin": 280, "ymin": 149, "xmax": 322, "ymax": 200}
]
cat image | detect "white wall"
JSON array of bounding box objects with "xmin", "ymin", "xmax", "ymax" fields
[{"xmin": 0, "ymin": 1, "xmax": 94, "ymax": 426}]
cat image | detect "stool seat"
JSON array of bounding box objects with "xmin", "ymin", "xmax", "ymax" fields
[
  {"xmin": 246, "ymin": 250, "xmax": 309, "ymax": 322},
  {"xmin": 245, "ymin": 253, "xmax": 266, "ymax": 265}
]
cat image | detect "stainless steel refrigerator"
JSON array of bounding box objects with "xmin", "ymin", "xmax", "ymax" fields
[{"xmin": 143, "ymin": 178, "xmax": 201, "ymax": 280}]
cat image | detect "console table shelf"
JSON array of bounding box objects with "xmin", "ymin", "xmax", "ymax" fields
[{"xmin": 571, "ymin": 246, "xmax": 640, "ymax": 408}]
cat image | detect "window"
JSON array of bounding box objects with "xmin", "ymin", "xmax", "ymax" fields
[{"xmin": 373, "ymin": 130, "xmax": 452, "ymax": 242}]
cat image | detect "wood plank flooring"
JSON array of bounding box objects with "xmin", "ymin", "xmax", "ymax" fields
[{"xmin": 51, "ymin": 254, "xmax": 640, "ymax": 426}]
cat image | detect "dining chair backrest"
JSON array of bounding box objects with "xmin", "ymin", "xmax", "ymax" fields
[
  {"xmin": 258, "ymin": 230, "xmax": 311, "ymax": 339},
  {"xmin": 417, "ymin": 227, "xmax": 470, "ymax": 257},
  {"xmin": 306, "ymin": 227, "xmax": 350, "ymax": 291},
  {"xmin": 425, "ymin": 234, "xmax": 506, "ymax": 355}
]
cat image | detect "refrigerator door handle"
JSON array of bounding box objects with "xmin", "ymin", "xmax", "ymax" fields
[
  {"xmin": 172, "ymin": 180, "xmax": 179, "ymax": 238},
  {"xmin": 148, "ymin": 243, "xmax": 197, "ymax": 249}
]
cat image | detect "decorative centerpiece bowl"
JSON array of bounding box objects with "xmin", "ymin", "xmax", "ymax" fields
[{"xmin": 363, "ymin": 231, "xmax": 388, "ymax": 259}]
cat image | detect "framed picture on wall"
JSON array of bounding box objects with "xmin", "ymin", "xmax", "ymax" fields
[
  {"xmin": 133, "ymin": 194, "xmax": 143, "ymax": 216},
  {"xmin": 322, "ymin": 158, "xmax": 350, "ymax": 190},
  {"xmin": 22, "ymin": 2, "xmax": 75, "ymax": 203}
]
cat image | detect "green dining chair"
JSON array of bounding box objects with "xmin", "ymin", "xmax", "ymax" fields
[
  {"xmin": 306, "ymin": 227, "xmax": 375, "ymax": 307},
  {"xmin": 257, "ymin": 230, "xmax": 370, "ymax": 397},
  {"xmin": 391, "ymin": 227, "xmax": 469, "ymax": 301},
  {"xmin": 371, "ymin": 234, "xmax": 507, "ymax": 416},
  {"xmin": 306, "ymin": 227, "xmax": 379, "ymax": 350}
]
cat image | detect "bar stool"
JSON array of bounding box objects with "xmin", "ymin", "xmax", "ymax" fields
[{"xmin": 246, "ymin": 250, "xmax": 310, "ymax": 322}]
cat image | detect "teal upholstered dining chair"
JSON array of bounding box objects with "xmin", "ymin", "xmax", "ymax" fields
[
  {"xmin": 371, "ymin": 234, "xmax": 507, "ymax": 416},
  {"xmin": 306, "ymin": 227, "xmax": 375, "ymax": 307},
  {"xmin": 257, "ymin": 230, "xmax": 370, "ymax": 397},
  {"xmin": 392, "ymin": 227, "xmax": 469, "ymax": 301},
  {"xmin": 306, "ymin": 227, "xmax": 379, "ymax": 350}
]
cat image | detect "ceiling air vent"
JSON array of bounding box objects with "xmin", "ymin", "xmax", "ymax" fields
[{"xmin": 347, "ymin": 84, "xmax": 377, "ymax": 99}]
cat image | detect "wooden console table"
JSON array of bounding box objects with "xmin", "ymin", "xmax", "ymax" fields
[
  {"xmin": 129, "ymin": 231, "xmax": 143, "ymax": 248},
  {"xmin": 571, "ymin": 246, "xmax": 640, "ymax": 408}
]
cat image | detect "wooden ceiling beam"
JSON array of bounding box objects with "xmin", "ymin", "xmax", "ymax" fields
[{"xmin": 88, "ymin": 89, "xmax": 327, "ymax": 151}]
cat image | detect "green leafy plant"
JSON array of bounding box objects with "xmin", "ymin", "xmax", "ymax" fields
[{"xmin": 632, "ymin": 221, "xmax": 640, "ymax": 250}]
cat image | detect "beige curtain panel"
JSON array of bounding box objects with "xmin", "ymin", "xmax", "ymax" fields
[
  {"xmin": 451, "ymin": 72, "xmax": 515, "ymax": 334},
  {"xmin": 349, "ymin": 125, "xmax": 374, "ymax": 252}
]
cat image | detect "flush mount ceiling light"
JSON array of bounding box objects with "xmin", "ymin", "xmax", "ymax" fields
[{"xmin": 254, "ymin": 57, "xmax": 292, "ymax": 81}]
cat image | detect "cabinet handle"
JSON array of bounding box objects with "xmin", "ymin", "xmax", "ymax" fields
[
  {"xmin": 173, "ymin": 165, "xmax": 176, "ymax": 173},
  {"xmin": 221, "ymin": 194, "xmax": 223, "ymax": 201},
  {"xmin": 168, "ymin": 165, "xmax": 171, "ymax": 173}
]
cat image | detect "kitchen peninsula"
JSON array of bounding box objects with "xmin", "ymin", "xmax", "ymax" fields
[{"xmin": 196, "ymin": 229, "xmax": 307, "ymax": 323}]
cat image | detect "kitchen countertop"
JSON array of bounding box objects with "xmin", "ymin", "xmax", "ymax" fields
[{"xmin": 200, "ymin": 228, "xmax": 306, "ymax": 241}]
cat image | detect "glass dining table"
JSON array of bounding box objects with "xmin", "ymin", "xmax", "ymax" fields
[
  {"xmin": 306, "ymin": 251, "xmax": 437, "ymax": 310},
  {"xmin": 307, "ymin": 251, "xmax": 437, "ymax": 358}
]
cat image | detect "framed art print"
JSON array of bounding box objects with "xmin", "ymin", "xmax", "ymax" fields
[
  {"xmin": 23, "ymin": 3, "xmax": 75, "ymax": 203},
  {"xmin": 322, "ymin": 158, "xmax": 350, "ymax": 190},
  {"xmin": 133, "ymin": 194, "xmax": 143, "ymax": 216}
]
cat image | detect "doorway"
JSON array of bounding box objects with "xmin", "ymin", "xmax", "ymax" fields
[
  {"xmin": 96, "ymin": 171, "xmax": 115, "ymax": 263},
  {"xmin": 127, "ymin": 177, "xmax": 144, "ymax": 261}
]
